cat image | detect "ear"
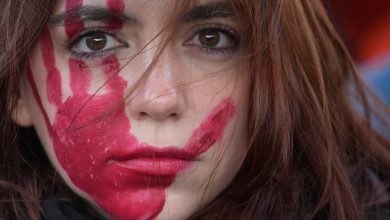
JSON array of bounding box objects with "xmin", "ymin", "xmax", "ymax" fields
[{"xmin": 11, "ymin": 82, "xmax": 33, "ymax": 127}]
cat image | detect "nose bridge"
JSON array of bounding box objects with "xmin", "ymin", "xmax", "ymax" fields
[
  {"xmin": 129, "ymin": 46, "xmax": 186, "ymax": 121},
  {"xmin": 141, "ymin": 45, "xmax": 179, "ymax": 103},
  {"xmin": 147, "ymin": 49, "xmax": 175, "ymax": 91}
]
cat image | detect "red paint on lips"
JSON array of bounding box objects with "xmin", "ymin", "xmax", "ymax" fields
[
  {"xmin": 26, "ymin": 0, "xmax": 236, "ymax": 219},
  {"xmin": 114, "ymin": 158, "xmax": 190, "ymax": 176},
  {"xmin": 110, "ymin": 147, "xmax": 192, "ymax": 176}
]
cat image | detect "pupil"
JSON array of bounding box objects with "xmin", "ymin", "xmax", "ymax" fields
[
  {"xmin": 86, "ymin": 33, "xmax": 107, "ymax": 51},
  {"xmin": 199, "ymin": 30, "xmax": 220, "ymax": 47}
]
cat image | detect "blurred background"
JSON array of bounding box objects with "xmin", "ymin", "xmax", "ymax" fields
[{"xmin": 325, "ymin": 0, "xmax": 390, "ymax": 105}]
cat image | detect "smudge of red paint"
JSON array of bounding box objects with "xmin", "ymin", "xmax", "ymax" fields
[
  {"xmin": 65, "ymin": 0, "xmax": 84, "ymax": 38},
  {"xmin": 69, "ymin": 59, "xmax": 91, "ymax": 95},
  {"xmin": 41, "ymin": 28, "xmax": 62, "ymax": 106},
  {"xmin": 108, "ymin": 0, "xmax": 125, "ymax": 12},
  {"xmin": 106, "ymin": 0, "xmax": 126, "ymax": 30},
  {"xmin": 27, "ymin": 0, "xmax": 236, "ymax": 219}
]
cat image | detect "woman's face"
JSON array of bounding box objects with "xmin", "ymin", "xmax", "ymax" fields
[{"xmin": 19, "ymin": 0, "xmax": 249, "ymax": 219}]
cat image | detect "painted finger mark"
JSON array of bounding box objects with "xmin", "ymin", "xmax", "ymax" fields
[
  {"xmin": 41, "ymin": 28, "xmax": 63, "ymax": 107},
  {"xmin": 69, "ymin": 59, "xmax": 92, "ymax": 95},
  {"xmin": 101, "ymin": 55, "xmax": 127, "ymax": 93},
  {"xmin": 65, "ymin": 0, "xmax": 84, "ymax": 38},
  {"xmin": 107, "ymin": 0, "xmax": 126, "ymax": 30},
  {"xmin": 65, "ymin": 0, "xmax": 91, "ymax": 96},
  {"xmin": 108, "ymin": 0, "xmax": 125, "ymax": 12}
]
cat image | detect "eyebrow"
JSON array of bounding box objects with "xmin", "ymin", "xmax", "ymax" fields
[
  {"xmin": 49, "ymin": 2, "xmax": 235, "ymax": 28},
  {"xmin": 49, "ymin": 6, "xmax": 138, "ymax": 27},
  {"xmin": 182, "ymin": 2, "xmax": 236, "ymax": 22}
]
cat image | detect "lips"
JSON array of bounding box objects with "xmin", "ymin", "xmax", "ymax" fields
[{"xmin": 109, "ymin": 146, "xmax": 196, "ymax": 176}]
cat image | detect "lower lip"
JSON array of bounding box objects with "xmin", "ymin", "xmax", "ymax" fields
[{"xmin": 113, "ymin": 158, "xmax": 193, "ymax": 176}]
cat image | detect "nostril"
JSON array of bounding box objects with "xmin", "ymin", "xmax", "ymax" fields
[{"xmin": 138, "ymin": 110, "xmax": 178, "ymax": 120}]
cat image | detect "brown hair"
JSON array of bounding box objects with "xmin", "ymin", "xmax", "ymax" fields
[
  {"xmin": 0, "ymin": 0, "xmax": 389, "ymax": 219},
  {"xmin": 191, "ymin": 0, "xmax": 390, "ymax": 219},
  {"xmin": 0, "ymin": 0, "xmax": 59, "ymax": 219}
]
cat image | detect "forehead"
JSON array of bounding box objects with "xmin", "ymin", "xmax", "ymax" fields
[
  {"xmin": 54, "ymin": 0, "xmax": 229, "ymax": 12},
  {"xmin": 51, "ymin": 0, "xmax": 235, "ymax": 29}
]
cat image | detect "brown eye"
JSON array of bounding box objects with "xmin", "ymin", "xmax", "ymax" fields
[
  {"xmin": 198, "ymin": 29, "xmax": 221, "ymax": 47},
  {"xmin": 69, "ymin": 29, "xmax": 129, "ymax": 59},
  {"xmin": 185, "ymin": 26, "xmax": 239, "ymax": 54},
  {"xmin": 85, "ymin": 33, "xmax": 107, "ymax": 51}
]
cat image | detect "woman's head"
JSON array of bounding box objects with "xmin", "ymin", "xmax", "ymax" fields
[
  {"xmin": 1, "ymin": 0, "xmax": 389, "ymax": 220},
  {"xmin": 11, "ymin": 0, "xmax": 251, "ymax": 219}
]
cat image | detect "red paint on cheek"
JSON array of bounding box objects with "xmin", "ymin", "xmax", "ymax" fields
[
  {"xmin": 27, "ymin": 1, "xmax": 236, "ymax": 219},
  {"xmin": 184, "ymin": 99, "xmax": 235, "ymax": 157},
  {"xmin": 69, "ymin": 59, "xmax": 91, "ymax": 94},
  {"xmin": 41, "ymin": 28, "xmax": 62, "ymax": 106}
]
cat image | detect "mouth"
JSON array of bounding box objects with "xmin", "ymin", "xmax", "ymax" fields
[
  {"xmin": 109, "ymin": 146, "xmax": 196, "ymax": 176},
  {"xmin": 107, "ymin": 98, "xmax": 236, "ymax": 177}
]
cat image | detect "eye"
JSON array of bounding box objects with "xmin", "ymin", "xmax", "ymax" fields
[
  {"xmin": 185, "ymin": 25, "xmax": 239, "ymax": 52},
  {"xmin": 84, "ymin": 32, "xmax": 108, "ymax": 51},
  {"xmin": 75, "ymin": 32, "xmax": 123, "ymax": 53},
  {"xmin": 67, "ymin": 29, "xmax": 128, "ymax": 59},
  {"xmin": 196, "ymin": 29, "xmax": 231, "ymax": 48}
]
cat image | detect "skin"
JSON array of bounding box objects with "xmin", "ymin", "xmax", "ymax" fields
[{"xmin": 15, "ymin": 0, "xmax": 250, "ymax": 219}]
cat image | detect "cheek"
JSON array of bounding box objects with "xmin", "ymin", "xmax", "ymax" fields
[
  {"xmin": 30, "ymin": 34, "xmax": 168, "ymax": 219},
  {"xmin": 53, "ymin": 56, "xmax": 128, "ymax": 173}
]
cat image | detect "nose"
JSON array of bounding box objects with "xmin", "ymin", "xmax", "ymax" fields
[{"xmin": 128, "ymin": 50, "xmax": 186, "ymax": 121}]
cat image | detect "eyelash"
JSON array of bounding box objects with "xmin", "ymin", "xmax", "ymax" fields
[{"xmin": 64, "ymin": 24, "xmax": 240, "ymax": 61}]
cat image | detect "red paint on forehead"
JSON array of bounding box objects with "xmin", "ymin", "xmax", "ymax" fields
[
  {"xmin": 108, "ymin": 0, "xmax": 125, "ymax": 12},
  {"xmin": 66, "ymin": 0, "xmax": 82, "ymax": 9},
  {"xmin": 65, "ymin": 0, "xmax": 84, "ymax": 38},
  {"xmin": 28, "ymin": 0, "xmax": 236, "ymax": 218},
  {"xmin": 107, "ymin": 0, "xmax": 125, "ymax": 30}
]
